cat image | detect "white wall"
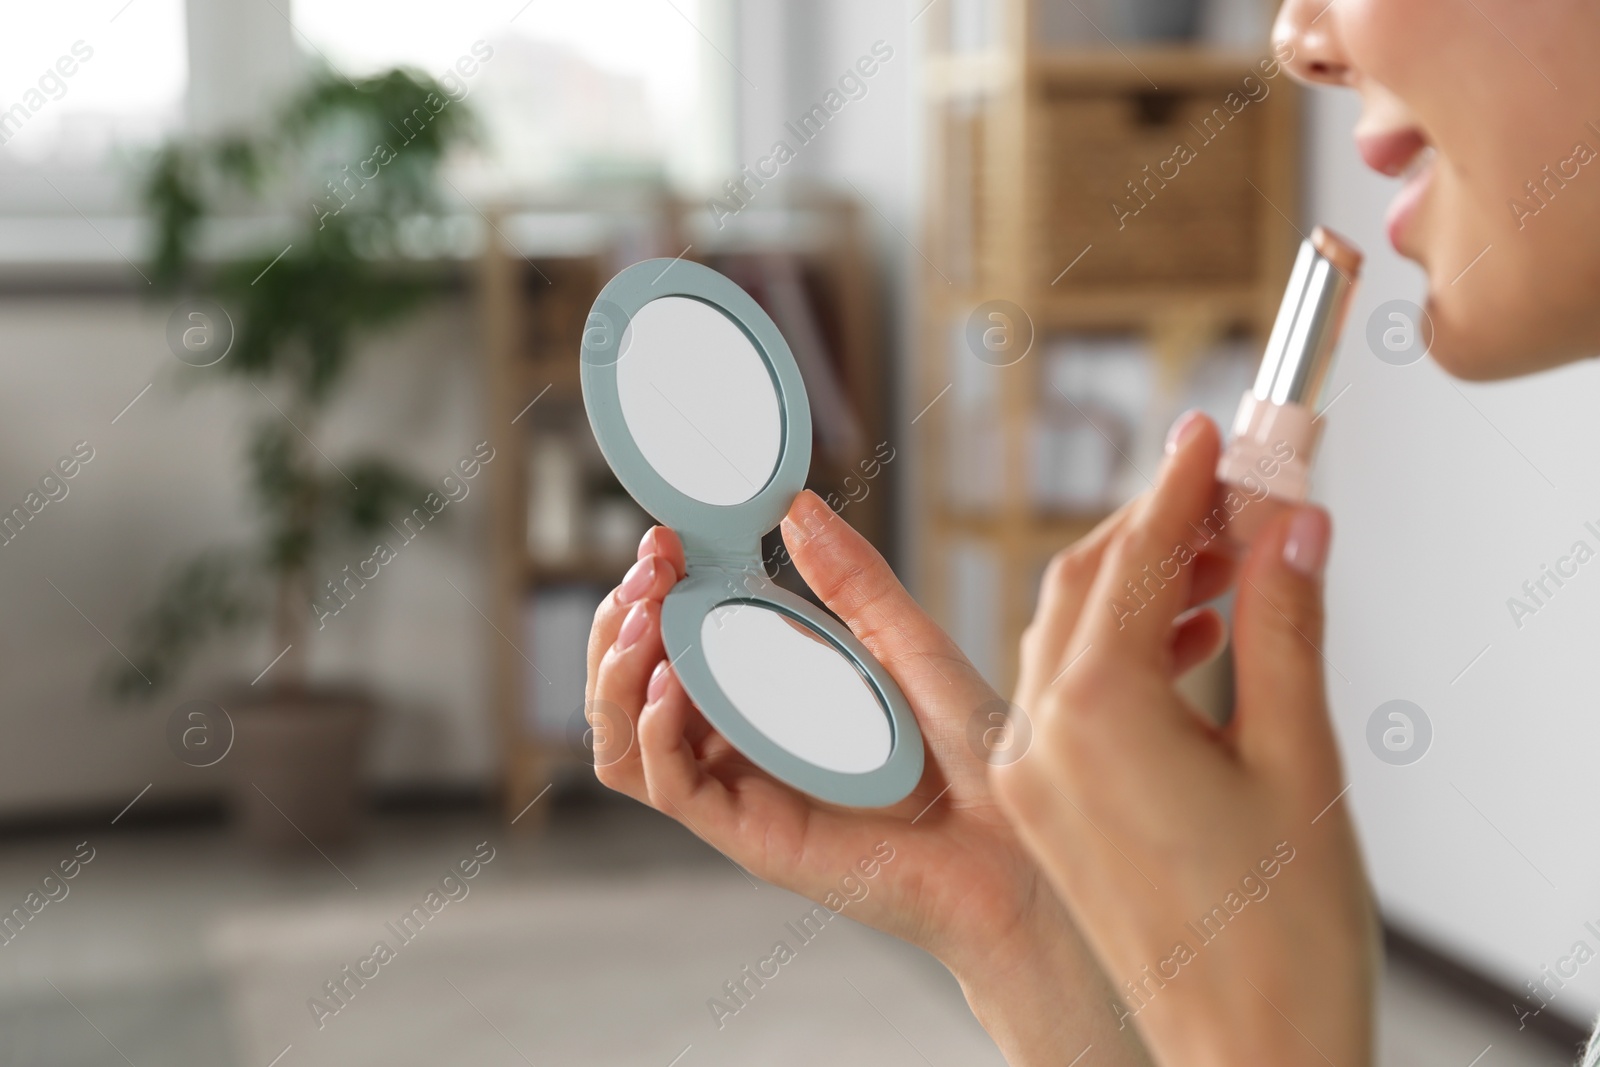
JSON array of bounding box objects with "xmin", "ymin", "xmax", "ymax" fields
[
  {"xmin": 1309, "ymin": 88, "xmax": 1600, "ymax": 1014},
  {"xmin": 0, "ymin": 293, "xmax": 496, "ymax": 817}
]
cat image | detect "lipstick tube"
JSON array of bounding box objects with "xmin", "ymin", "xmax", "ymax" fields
[{"xmin": 1212, "ymin": 226, "xmax": 1362, "ymax": 545}]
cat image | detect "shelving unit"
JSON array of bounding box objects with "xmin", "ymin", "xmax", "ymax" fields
[
  {"xmin": 480, "ymin": 205, "xmax": 611, "ymax": 829},
  {"xmin": 479, "ymin": 190, "xmax": 893, "ymax": 825},
  {"xmin": 916, "ymin": 2, "xmax": 1300, "ymax": 695}
]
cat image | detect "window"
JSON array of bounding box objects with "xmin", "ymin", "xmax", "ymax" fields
[
  {"xmin": 291, "ymin": 0, "xmax": 732, "ymax": 194},
  {"xmin": 0, "ymin": 0, "xmax": 732, "ymax": 264},
  {"xmin": 0, "ymin": 0, "xmax": 187, "ymax": 169}
]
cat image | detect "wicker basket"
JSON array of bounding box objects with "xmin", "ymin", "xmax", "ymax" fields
[{"xmin": 1036, "ymin": 86, "xmax": 1262, "ymax": 287}]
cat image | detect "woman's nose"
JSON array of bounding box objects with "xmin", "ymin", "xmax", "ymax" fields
[{"xmin": 1272, "ymin": 0, "xmax": 1354, "ymax": 87}]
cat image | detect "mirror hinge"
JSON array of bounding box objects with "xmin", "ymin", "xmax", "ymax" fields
[{"xmin": 684, "ymin": 551, "xmax": 769, "ymax": 584}]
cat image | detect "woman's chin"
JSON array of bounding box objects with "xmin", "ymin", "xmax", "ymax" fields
[
  {"xmin": 1422, "ymin": 294, "xmax": 1585, "ymax": 382},
  {"xmin": 1422, "ymin": 319, "xmax": 1506, "ymax": 380}
]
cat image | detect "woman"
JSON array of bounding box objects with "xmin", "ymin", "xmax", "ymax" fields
[{"xmin": 586, "ymin": 0, "xmax": 1600, "ymax": 1063}]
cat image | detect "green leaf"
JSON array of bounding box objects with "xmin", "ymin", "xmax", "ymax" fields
[
  {"xmin": 329, "ymin": 457, "xmax": 434, "ymax": 540},
  {"xmin": 104, "ymin": 550, "xmax": 263, "ymax": 702}
]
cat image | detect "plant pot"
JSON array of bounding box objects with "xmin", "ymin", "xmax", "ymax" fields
[
  {"xmin": 227, "ymin": 687, "xmax": 374, "ymax": 850},
  {"xmin": 1108, "ymin": 0, "xmax": 1204, "ymax": 42}
]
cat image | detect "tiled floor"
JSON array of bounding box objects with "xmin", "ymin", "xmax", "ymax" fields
[{"xmin": 0, "ymin": 791, "xmax": 1583, "ymax": 1066}]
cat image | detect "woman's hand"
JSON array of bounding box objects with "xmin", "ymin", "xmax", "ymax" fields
[
  {"xmin": 587, "ymin": 489, "xmax": 1150, "ymax": 1065},
  {"xmin": 993, "ymin": 412, "xmax": 1379, "ymax": 1067}
]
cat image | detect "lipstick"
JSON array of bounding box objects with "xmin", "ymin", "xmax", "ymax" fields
[{"xmin": 1213, "ymin": 226, "xmax": 1362, "ymax": 544}]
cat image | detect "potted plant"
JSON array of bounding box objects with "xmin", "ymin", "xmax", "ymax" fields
[{"xmin": 110, "ymin": 67, "xmax": 476, "ymax": 846}]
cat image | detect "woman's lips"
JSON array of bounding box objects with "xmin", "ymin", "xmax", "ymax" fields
[
  {"xmin": 1356, "ymin": 129, "xmax": 1436, "ymax": 254},
  {"xmin": 1384, "ymin": 146, "xmax": 1436, "ymax": 253},
  {"xmin": 1355, "ymin": 129, "xmax": 1428, "ymax": 176}
]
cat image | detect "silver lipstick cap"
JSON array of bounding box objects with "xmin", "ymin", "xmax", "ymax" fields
[{"xmin": 1250, "ymin": 226, "xmax": 1363, "ymax": 409}]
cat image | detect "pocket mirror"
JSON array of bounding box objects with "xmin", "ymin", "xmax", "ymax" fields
[{"xmin": 580, "ymin": 259, "xmax": 923, "ymax": 807}]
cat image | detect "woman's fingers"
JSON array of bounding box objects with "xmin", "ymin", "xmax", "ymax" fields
[
  {"xmin": 1017, "ymin": 485, "xmax": 1237, "ymax": 700},
  {"xmin": 1015, "ymin": 499, "xmax": 1137, "ymax": 697},
  {"xmin": 1187, "ymin": 548, "xmax": 1240, "ymax": 606},
  {"xmin": 589, "ymin": 598, "xmax": 668, "ymax": 799},
  {"xmin": 1230, "ymin": 505, "xmax": 1342, "ymax": 794},
  {"xmin": 585, "ymin": 529, "xmax": 683, "ymax": 707},
  {"xmin": 584, "ymin": 552, "xmax": 675, "ymax": 704},
  {"xmin": 636, "ymin": 663, "xmax": 828, "ymax": 879},
  {"xmin": 1080, "ymin": 411, "xmax": 1225, "ymax": 669},
  {"xmin": 1169, "ymin": 607, "xmax": 1228, "ymax": 678},
  {"xmin": 583, "ymin": 528, "xmax": 688, "ymax": 798},
  {"xmin": 637, "ymin": 663, "xmax": 731, "ymax": 819},
  {"xmin": 639, "ymin": 525, "xmax": 687, "ymax": 578},
  {"xmin": 781, "ymin": 491, "xmax": 993, "ymax": 722}
]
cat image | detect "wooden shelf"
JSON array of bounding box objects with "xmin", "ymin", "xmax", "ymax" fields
[
  {"xmin": 929, "ymin": 283, "xmax": 1270, "ymax": 330},
  {"xmin": 520, "ymin": 355, "xmax": 582, "ymax": 397},
  {"xmin": 1032, "ymin": 46, "xmax": 1281, "ymax": 89},
  {"xmin": 927, "ymin": 45, "xmax": 1277, "ymax": 99},
  {"xmin": 915, "ymin": 5, "xmax": 1298, "ymax": 698}
]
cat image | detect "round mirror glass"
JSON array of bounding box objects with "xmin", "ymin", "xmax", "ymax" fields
[
  {"xmin": 616, "ymin": 296, "xmax": 783, "ymax": 507},
  {"xmin": 699, "ymin": 602, "xmax": 892, "ymax": 774}
]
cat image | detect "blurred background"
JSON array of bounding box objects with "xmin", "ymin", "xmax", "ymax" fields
[{"xmin": 4, "ymin": 0, "xmax": 1600, "ymax": 1064}]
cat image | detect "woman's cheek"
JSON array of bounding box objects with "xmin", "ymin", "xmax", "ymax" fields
[{"xmin": 1338, "ymin": 0, "xmax": 1599, "ymax": 376}]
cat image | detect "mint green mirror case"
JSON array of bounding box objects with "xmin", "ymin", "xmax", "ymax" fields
[{"xmin": 579, "ymin": 258, "xmax": 924, "ymax": 808}]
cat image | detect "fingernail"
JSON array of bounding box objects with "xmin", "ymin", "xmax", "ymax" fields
[
  {"xmin": 618, "ymin": 557, "xmax": 657, "ymax": 602},
  {"xmin": 647, "ymin": 660, "xmax": 670, "ymax": 703},
  {"xmin": 617, "ymin": 601, "xmax": 650, "ymax": 650},
  {"xmin": 1283, "ymin": 507, "xmax": 1331, "ymax": 578},
  {"xmin": 796, "ymin": 490, "xmax": 835, "ymax": 540},
  {"xmin": 1165, "ymin": 409, "xmax": 1206, "ymax": 455},
  {"xmin": 637, "ymin": 527, "xmax": 659, "ymax": 559}
]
